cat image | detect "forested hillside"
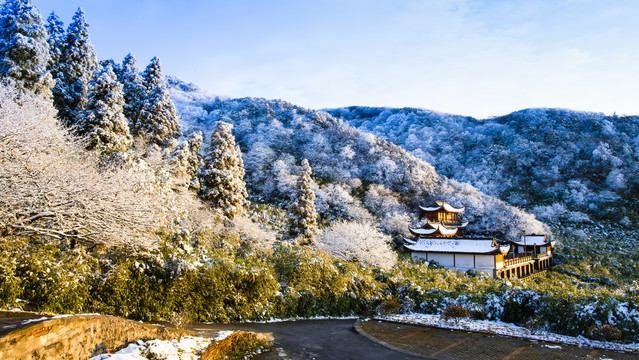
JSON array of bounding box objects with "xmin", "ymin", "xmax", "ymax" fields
[
  {"xmin": 326, "ymin": 107, "xmax": 639, "ymax": 225},
  {"xmin": 169, "ymin": 79, "xmax": 547, "ymax": 241}
]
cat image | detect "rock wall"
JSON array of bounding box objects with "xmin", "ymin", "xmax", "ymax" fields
[{"xmin": 0, "ymin": 314, "xmax": 193, "ymax": 360}]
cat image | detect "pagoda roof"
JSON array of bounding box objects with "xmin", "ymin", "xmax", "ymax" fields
[
  {"xmin": 511, "ymin": 234, "xmax": 554, "ymax": 247},
  {"xmin": 410, "ymin": 223, "xmax": 459, "ymax": 236},
  {"xmin": 419, "ymin": 201, "xmax": 465, "ymax": 213},
  {"xmin": 404, "ymin": 237, "xmax": 510, "ymax": 255}
]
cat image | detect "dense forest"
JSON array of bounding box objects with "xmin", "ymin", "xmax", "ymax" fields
[{"xmin": 1, "ymin": 0, "xmax": 639, "ymax": 344}]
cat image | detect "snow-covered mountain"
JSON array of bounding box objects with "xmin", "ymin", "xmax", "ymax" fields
[
  {"xmin": 168, "ymin": 79, "xmax": 547, "ymax": 241},
  {"xmin": 325, "ymin": 106, "xmax": 639, "ymax": 226}
]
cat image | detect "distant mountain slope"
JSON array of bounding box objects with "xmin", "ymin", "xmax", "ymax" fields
[
  {"xmin": 326, "ymin": 106, "xmax": 639, "ymax": 225},
  {"xmin": 168, "ymin": 79, "xmax": 547, "ymax": 240}
]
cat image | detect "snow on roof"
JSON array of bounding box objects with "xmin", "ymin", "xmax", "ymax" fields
[
  {"xmin": 405, "ymin": 238, "xmax": 510, "ymax": 255},
  {"xmin": 410, "ymin": 223, "xmax": 459, "ymax": 236},
  {"xmin": 403, "ymin": 237, "xmax": 417, "ymax": 245},
  {"xmin": 512, "ymin": 235, "xmax": 551, "ymax": 246},
  {"xmin": 419, "ymin": 202, "xmax": 465, "ymax": 213}
]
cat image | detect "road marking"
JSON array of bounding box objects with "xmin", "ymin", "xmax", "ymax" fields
[
  {"xmin": 502, "ymin": 345, "xmax": 525, "ymax": 360},
  {"xmin": 429, "ymin": 338, "xmax": 468, "ymax": 357}
]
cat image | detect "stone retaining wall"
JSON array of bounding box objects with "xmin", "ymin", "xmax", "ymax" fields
[{"xmin": 0, "ymin": 314, "xmax": 194, "ymax": 360}]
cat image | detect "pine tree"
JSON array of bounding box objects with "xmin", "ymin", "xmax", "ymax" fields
[
  {"xmin": 199, "ymin": 121, "xmax": 248, "ymax": 219},
  {"xmin": 118, "ymin": 53, "xmax": 144, "ymax": 132},
  {"xmin": 82, "ymin": 63, "xmax": 132, "ymax": 165},
  {"xmin": 52, "ymin": 7, "xmax": 98, "ymax": 127},
  {"xmin": 170, "ymin": 131, "xmax": 203, "ymax": 191},
  {"xmin": 0, "ymin": 0, "xmax": 53, "ymax": 97},
  {"xmin": 136, "ymin": 56, "xmax": 181, "ymax": 146},
  {"xmin": 45, "ymin": 11, "xmax": 63, "ymax": 72},
  {"xmin": 140, "ymin": 56, "xmax": 162, "ymax": 93},
  {"xmin": 288, "ymin": 159, "xmax": 319, "ymax": 245}
]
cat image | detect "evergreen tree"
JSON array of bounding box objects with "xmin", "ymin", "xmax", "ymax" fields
[
  {"xmin": 199, "ymin": 121, "xmax": 247, "ymax": 219},
  {"xmin": 118, "ymin": 53, "xmax": 144, "ymax": 132},
  {"xmin": 170, "ymin": 131, "xmax": 203, "ymax": 191},
  {"xmin": 52, "ymin": 7, "xmax": 98, "ymax": 127},
  {"xmin": 82, "ymin": 63, "xmax": 132, "ymax": 165},
  {"xmin": 288, "ymin": 159, "xmax": 319, "ymax": 245},
  {"xmin": 140, "ymin": 56, "xmax": 162, "ymax": 93},
  {"xmin": 0, "ymin": 0, "xmax": 53, "ymax": 97},
  {"xmin": 136, "ymin": 56, "xmax": 181, "ymax": 146},
  {"xmin": 45, "ymin": 11, "xmax": 63, "ymax": 71}
]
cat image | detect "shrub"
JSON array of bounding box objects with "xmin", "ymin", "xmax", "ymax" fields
[
  {"xmin": 587, "ymin": 324, "xmax": 623, "ymax": 341},
  {"xmin": 376, "ymin": 298, "xmax": 401, "ymax": 316},
  {"xmin": 200, "ymin": 331, "xmax": 271, "ymax": 360},
  {"xmin": 16, "ymin": 242, "xmax": 96, "ymax": 313},
  {"xmin": 442, "ymin": 304, "xmax": 470, "ymax": 323},
  {"xmin": 0, "ymin": 237, "xmax": 23, "ymax": 308}
]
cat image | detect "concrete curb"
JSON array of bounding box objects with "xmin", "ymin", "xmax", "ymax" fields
[{"xmin": 353, "ymin": 318, "xmax": 430, "ymax": 359}]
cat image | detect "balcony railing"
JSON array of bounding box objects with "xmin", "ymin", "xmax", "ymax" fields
[{"xmin": 504, "ymin": 255, "xmax": 534, "ymax": 267}]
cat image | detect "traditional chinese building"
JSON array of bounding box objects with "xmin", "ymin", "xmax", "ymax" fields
[{"xmin": 404, "ymin": 201, "xmax": 553, "ymax": 279}]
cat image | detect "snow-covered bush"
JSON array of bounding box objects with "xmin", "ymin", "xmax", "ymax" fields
[{"xmin": 316, "ymin": 220, "xmax": 397, "ymax": 269}]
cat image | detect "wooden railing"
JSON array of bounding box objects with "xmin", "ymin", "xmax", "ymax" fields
[{"xmin": 504, "ymin": 255, "xmax": 533, "ymax": 267}]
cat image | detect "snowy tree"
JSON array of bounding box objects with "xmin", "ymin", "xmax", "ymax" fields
[
  {"xmin": 136, "ymin": 57, "xmax": 181, "ymax": 146},
  {"xmin": 199, "ymin": 121, "xmax": 247, "ymax": 219},
  {"xmin": 0, "ymin": 84, "xmax": 176, "ymax": 248},
  {"xmin": 45, "ymin": 11, "xmax": 63, "ymax": 71},
  {"xmin": 82, "ymin": 63, "xmax": 132, "ymax": 165},
  {"xmin": 169, "ymin": 131, "xmax": 203, "ymax": 191},
  {"xmin": 316, "ymin": 220, "xmax": 397, "ymax": 269},
  {"xmin": 0, "ymin": 0, "xmax": 53, "ymax": 97},
  {"xmin": 141, "ymin": 56, "xmax": 162, "ymax": 94},
  {"xmin": 288, "ymin": 159, "xmax": 319, "ymax": 245},
  {"xmin": 118, "ymin": 53, "xmax": 144, "ymax": 131},
  {"xmin": 52, "ymin": 8, "xmax": 98, "ymax": 127}
]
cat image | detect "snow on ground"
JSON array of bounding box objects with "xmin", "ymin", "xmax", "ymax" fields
[
  {"xmin": 380, "ymin": 314, "xmax": 639, "ymax": 353},
  {"xmin": 89, "ymin": 333, "xmax": 234, "ymax": 360}
]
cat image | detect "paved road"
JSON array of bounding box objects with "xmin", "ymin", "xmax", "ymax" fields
[
  {"xmin": 190, "ymin": 319, "xmax": 424, "ymax": 360},
  {"xmin": 193, "ymin": 319, "xmax": 639, "ymax": 360}
]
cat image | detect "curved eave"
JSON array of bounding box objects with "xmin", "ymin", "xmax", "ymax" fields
[
  {"xmin": 419, "ymin": 204, "xmax": 465, "ymax": 213},
  {"xmin": 410, "ymin": 227, "xmax": 438, "ymax": 236},
  {"xmin": 499, "ymin": 245, "xmax": 511, "ymax": 255},
  {"xmin": 403, "ymin": 237, "xmax": 417, "ymax": 245},
  {"xmin": 435, "ymin": 225, "xmax": 459, "ymax": 236}
]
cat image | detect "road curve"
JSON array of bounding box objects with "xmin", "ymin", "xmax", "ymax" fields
[{"xmin": 190, "ymin": 319, "xmax": 425, "ymax": 360}]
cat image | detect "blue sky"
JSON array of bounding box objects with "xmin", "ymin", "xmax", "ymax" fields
[{"xmin": 35, "ymin": 0, "xmax": 639, "ymax": 118}]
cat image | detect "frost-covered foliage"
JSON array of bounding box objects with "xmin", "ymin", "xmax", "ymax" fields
[
  {"xmin": 44, "ymin": 11, "xmax": 63, "ymax": 70},
  {"xmin": 167, "ymin": 131, "xmax": 202, "ymax": 192},
  {"xmin": 199, "ymin": 121, "xmax": 248, "ymax": 219},
  {"xmin": 287, "ymin": 159, "xmax": 318, "ymax": 245},
  {"xmin": 327, "ymin": 107, "xmax": 639, "ymax": 223},
  {"xmin": 118, "ymin": 52, "xmax": 145, "ymax": 131},
  {"xmin": 52, "ymin": 7, "xmax": 98, "ymax": 126},
  {"xmin": 0, "ymin": 85, "xmax": 184, "ymax": 248},
  {"xmin": 136, "ymin": 57, "xmax": 181, "ymax": 147},
  {"xmin": 170, "ymin": 82, "xmax": 547, "ymax": 241},
  {"xmin": 82, "ymin": 63, "xmax": 132, "ymax": 165},
  {"xmin": 0, "ymin": 0, "xmax": 52, "ymax": 96},
  {"xmin": 316, "ymin": 220, "xmax": 397, "ymax": 269}
]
